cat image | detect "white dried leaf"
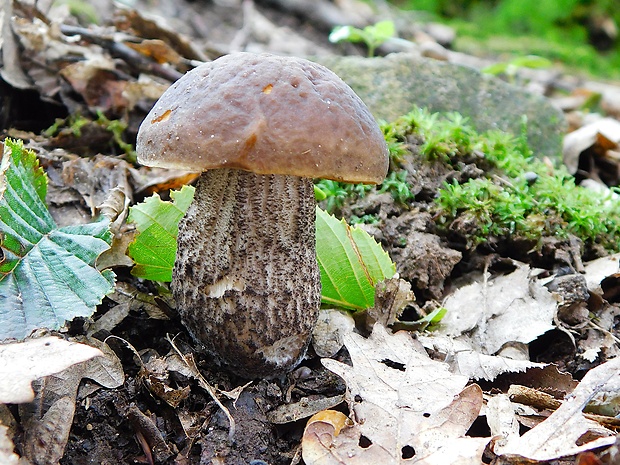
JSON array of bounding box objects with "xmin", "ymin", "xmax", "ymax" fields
[
  {"xmin": 0, "ymin": 337, "xmax": 102, "ymax": 403},
  {"xmin": 437, "ymin": 264, "xmax": 556, "ymax": 355},
  {"xmin": 418, "ymin": 334, "xmax": 546, "ymax": 381},
  {"xmin": 316, "ymin": 324, "xmax": 489, "ymax": 464},
  {"xmin": 563, "ymin": 117, "xmax": 620, "ymax": 174},
  {"xmin": 0, "ymin": 425, "xmax": 19, "ymax": 465},
  {"xmin": 583, "ymin": 252, "xmax": 620, "ymax": 294},
  {"xmin": 312, "ymin": 308, "xmax": 355, "ymax": 357},
  {"xmin": 486, "ymin": 394, "xmax": 520, "ymax": 448}
]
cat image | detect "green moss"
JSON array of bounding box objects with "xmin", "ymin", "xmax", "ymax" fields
[
  {"xmin": 44, "ymin": 112, "xmax": 136, "ymax": 162},
  {"xmin": 319, "ymin": 107, "xmax": 620, "ymax": 252},
  {"xmin": 397, "ymin": 109, "xmax": 620, "ymax": 250}
]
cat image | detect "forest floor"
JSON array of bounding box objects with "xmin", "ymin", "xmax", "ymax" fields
[{"xmin": 2, "ymin": 1, "xmax": 620, "ymax": 464}]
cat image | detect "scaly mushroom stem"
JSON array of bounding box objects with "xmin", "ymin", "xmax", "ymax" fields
[{"xmin": 173, "ymin": 168, "xmax": 321, "ymax": 378}]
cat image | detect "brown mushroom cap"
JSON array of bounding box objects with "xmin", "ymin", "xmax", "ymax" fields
[{"xmin": 136, "ymin": 52, "xmax": 389, "ymax": 184}]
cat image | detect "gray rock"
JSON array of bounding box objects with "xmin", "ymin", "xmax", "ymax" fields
[{"xmin": 316, "ymin": 53, "xmax": 566, "ymax": 160}]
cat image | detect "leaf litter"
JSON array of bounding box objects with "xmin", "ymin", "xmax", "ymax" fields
[{"xmin": 314, "ymin": 324, "xmax": 489, "ymax": 464}]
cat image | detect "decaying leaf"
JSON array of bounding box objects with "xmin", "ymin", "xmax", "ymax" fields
[
  {"xmin": 302, "ymin": 410, "xmax": 353, "ymax": 463},
  {"xmin": 77, "ymin": 337, "xmax": 125, "ymax": 390},
  {"xmin": 20, "ymin": 395, "xmax": 77, "ymax": 465},
  {"xmin": 583, "ymin": 252, "xmax": 620, "ymax": 294},
  {"xmin": 0, "ymin": 336, "xmax": 102, "ymax": 404},
  {"xmin": 436, "ymin": 263, "xmax": 556, "ymax": 355},
  {"xmin": 312, "ymin": 309, "xmax": 356, "ymax": 358},
  {"xmin": 0, "ymin": 425, "xmax": 19, "ymax": 465},
  {"xmin": 495, "ymin": 357, "xmax": 620, "ymax": 461},
  {"xmin": 15, "ymin": 337, "xmax": 122, "ymax": 465},
  {"xmin": 415, "ymin": 263, "xmax": 557, "ymax": 381},
  {"xmin": 140, "ymin": 351, "xmax": 191, "ymax": 408},
  {"xmin": 316, "ymin": 324, "xmax": 489, "ymax": 464},
  {"xmin": 418, "ymin": 334, "xmax": 546, "ymax": 381},
  {"xmin": 486, "ymin": 394, "xmax": 520, "ymax": 449},
  {"xmin": 563, "ymin": 118, "xmax": 620, "ymax": 174},
  {"xmin": 366, "ymin": 277, "xmax": 414, "ymax": 329},
  {"xmin": 268, "ymin": 395, "xmax": 345, "ymax": 425}
]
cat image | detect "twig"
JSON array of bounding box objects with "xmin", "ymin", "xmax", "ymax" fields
[
  {"xmin": 59, "ymin": 24, "xmax": 185, "ymax": 82},
  {"xmin": 165, "ymin": 334, "xmax": 236, "ymax": 441}
]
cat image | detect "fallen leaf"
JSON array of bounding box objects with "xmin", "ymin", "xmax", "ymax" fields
[
  {"xmin": 436, "ymin": 263, "xmax": 556, "ymax": 355},
  {"xmin": 563, "ymin": 118, "xmax": 620, "ymax": 174},
  {"xmin": 21, "ymin": 395, "xmax": 76, "ymax": 465},
  {"xmin": 366, "ymin": 277, "xmax": 414, "ymax": 329},
  {"xmin": 418, "ymin": 334, "xmax": 546, "ymax": 381},
  {"xmin": 583, "ymin": 252, "xmax": 620, "ymax": 294},
  {"xmin": 17, "ymin": 337, "xmax": 122, "ymax": 465},
  {"xmin": 495, "ymin": 357, "xmax": 620, "ymax": 461},
  {"xmin": 312, "ymin": 309, "xmax": 355, "ymax": 358},
  {"xmin": 125, "ymin": 39, "xmax": 183, "ymax": 65},
  {"xmin": 269, "ymin": 395, "xmax": 345, "ymax": 425},
  {"xmin": 0, "ymin": 425, "xmax": 19, "ymax": 465},
  {"xmin": 0, "ymin": 336, "xmax": 102, "ymax": 403},
  {"xmin": 317, "ymin": 324, "xmax": 489, "ymax": 464},
  {"xmin": 0, "ymin": 140, "xmax": 116, "ymax": 341}
]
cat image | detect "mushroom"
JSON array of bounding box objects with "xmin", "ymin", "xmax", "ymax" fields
[{"xmin": 136, "ymin": 52, "xmax": 388, "ymax": 378}]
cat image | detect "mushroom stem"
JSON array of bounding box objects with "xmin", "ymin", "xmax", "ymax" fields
[{"xmin": 173, "ymin": 168, "xmax": 321, "ymax": 378}]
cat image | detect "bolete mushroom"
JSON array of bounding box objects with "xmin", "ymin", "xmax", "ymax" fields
[{"xmin": 136, "ymin": 52, "xmax": 388, "ymax": 378}]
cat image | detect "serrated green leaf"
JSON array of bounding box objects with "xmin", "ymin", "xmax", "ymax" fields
[
  {"xmin": 316, "ymin": 207, "xmax": 396, "ymax": 311},
  {"xmin": 127, "ymin": 185, "xmax": 195, "ymax": 282},
  {"xmin": 0, "ymin": 139, "xmax": 115, "ymax": 340}
]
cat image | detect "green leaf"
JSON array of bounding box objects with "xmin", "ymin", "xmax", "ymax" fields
[
  {"xmin": 313, "ymin": 184, "xmax": 327, "ymax": 201},
  {"xmin": 316, "ymin": 207, "xmax": 396, "ymax": 311},
  {"xmin": 329, "ymin": 25, "xmax": 366, "ymax": 44},
  {"xmin": 366, "ymin": 20, "xmax": 395, "ymax": 42},
  {"xmin": 0, "ymin": 139, "xmax": 115, "ymax": 340},
  {"xmin": 482, "ymin": 62, "xmax": 509, "ymax": 76},
  {"xmin": 127, "ymin": 185, "xmax": 195, "ymax": 282},
  {"xmin": 128, "ymin": 189, "xmax": 395, "ymax": 309},
  {"xmin": 510, "ymin": 55, "xmax": 552, "ymax": 69}
]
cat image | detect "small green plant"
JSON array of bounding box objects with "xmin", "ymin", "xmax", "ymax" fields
[
  {"xmin": 329, "ymin": 20, "xmax": 396, "ymax": 57},
  {"xmin": 350, "ymin": 214, "xmax": 380, "ymax": 225},
  {"xmin": 53, "ymin": 0, "xmax": 100, "ymax": 24},
  {"xmin": 378, "ymin": 170, "xmax": 414, "ymax": 203},
  {"xmin": 44, "ymin": 114, "xmax": 90, "ymax": 138},
  {"xmin": 315, "ymin": 179, "xmax": 373, "ymax": 213},
  {"xmin": 95, "ymin": 111, "xmax": 137, "ymax": 163},
  {"xmin": 482, "ymin": 55, "xmax": 552, "ymax": 83},
  {"xmin": 44, "ymin": 112, "xmax": 136, "ymax": 162}
]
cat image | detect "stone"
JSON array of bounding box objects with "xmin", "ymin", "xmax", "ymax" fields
[{"xmin": 317, "ymin": 53, "xmax": 566, "ymax": 161}]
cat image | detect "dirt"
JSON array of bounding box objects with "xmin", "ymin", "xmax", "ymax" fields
[{"xmin": 58, "ymin": 313, "xmax": 349, "ymax": 464}]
